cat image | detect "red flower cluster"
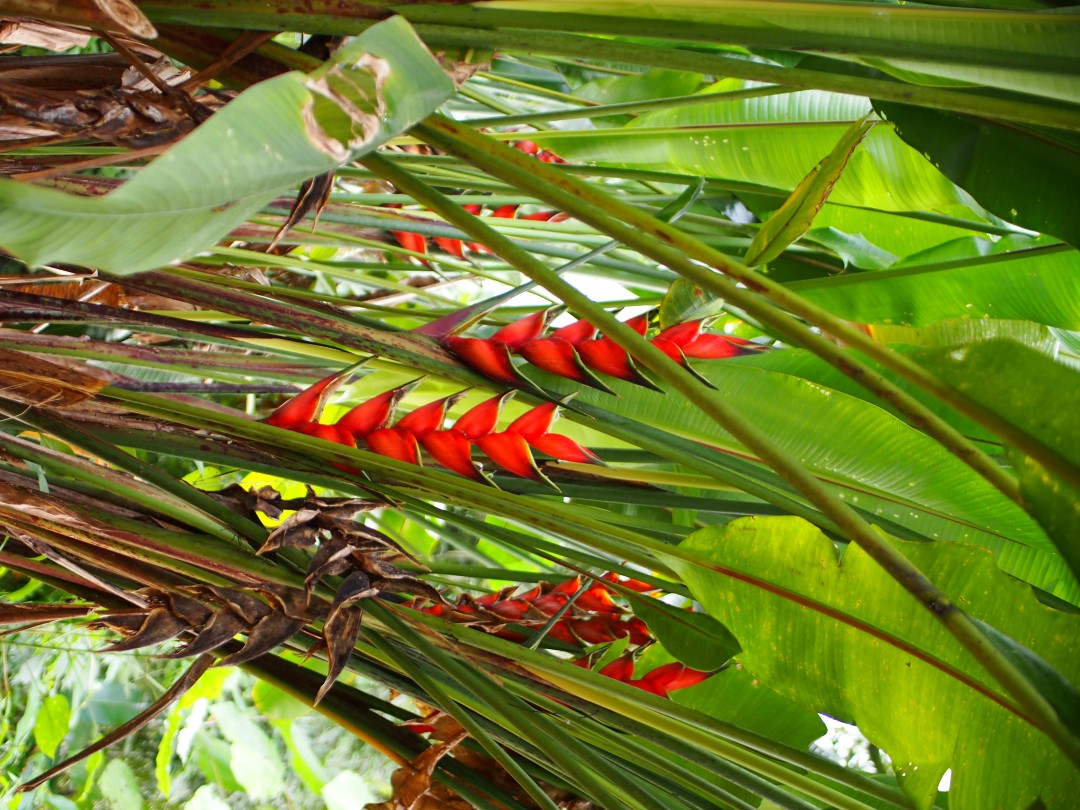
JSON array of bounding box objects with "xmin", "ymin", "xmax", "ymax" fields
[
  {"xmin": 266, "ymin": 374, "xmax": 599, "ymax": 480},
  {"xmin": 447, "ymin": 309, "xmax": 765, "ymax": 392},
  {"xmin": 409, "ymin": 575, "xmax": 651, "ymax": 646},
  {"xmin": 389, "ymin": 140, "xmax": 566, "ymax": 264},
  {"xmin": 583, "ymin": 654, "xmax": 712, "ymax": 697}
]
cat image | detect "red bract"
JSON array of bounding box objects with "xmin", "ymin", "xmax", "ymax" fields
[
  {"xmin": 390, "ymin": 230, "xmax": 429, "ymax": 267},
  {"xmin": 599, "ymin": 654, "xmax": 636, "ymax": 683},
  {"xmin": 518, "ymin": 338, "xmax": 611, "ymax": 392},
  {"xmin": 395, "ymin": 393, "xmax": 464, "ymax": 438},
  {"xmin": 513, "ymin": 140, "xmax": 540, "ymax": 155},
  {"xmin": 445, "ymin": 336, "xmax": 522, "ymax": 385},
  {"xmin": 490, "ymin": 309, "xmax": 554, "ymax": 351},
  {"xmin": 433, "ymin": 236, "xmax": 464, "ymax": 259},
  {"xmin": 521, "ymin": 210, "xmax": 560, "ymax": 221},
  {"xmin": 335, "ymin": 383, "xmax": 413, "ymax": 439},
  {"xmin": 265, "ymin": 370, "xmax": 342, "ymax": 429},
  {"xmin": 531, "ymin": 593, "xmax": 570, "ymax": 615},
  {"xmin": 631, "ymin": 662, "xmax": 712, "ymax": 697},
  {"xmin": 655, "ymin": 320, "xmax": 703, "ymax": 346},
  {"xmin": 507, "ymin": 401, "xmax": 558, "ymax": 439},
  {"xmin": 492, "ymin": 204, "xmax": 518, "ymax": 219},
  {"xmin": 453, "ymin": 392, "xmax": 513, "ymax": 439},
  {"xmin": 550, "ymin": 318, "xmax": 597, "ymax": 346},
  {"xmin": 650, "ymin": 338, "xmax": 686, "ymax": 364},
  {"xmin": 576, "ymin": 583, "xmax": 617, "ymax": 613},
  {"xmin": 419, "ymin": 429, "xmax": 483, "ymax": 480},
  {"xmin": 365, "ymin": 427, "xmax": 420, "ymax": 465},
  {"xmin": 602, "ymin": 572, "xmax": 659, "ymax": 593},
  {"xmin": 680, "ymin": 333, "xmax": 758, "ymax": 360},
  {"xmin": 475, "ymin": 432, "xmax": 544, "ymax": 480}
]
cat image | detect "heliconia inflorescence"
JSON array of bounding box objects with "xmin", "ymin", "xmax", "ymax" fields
[
  {"xmin": 265, "ymin": 378, "xmax": 599, "ymax": 483},
  {"xmin": 446, "ymin": 309, "xmax": 768, "ymax": 392}
]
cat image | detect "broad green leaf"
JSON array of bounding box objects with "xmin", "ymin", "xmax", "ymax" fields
[
  {"xmin": 0, "ymin": 16, "xmax": 455, "ymax": 275},
  {"xmin": 575, "ymin": 68, "xmax": 704, "ymax": 126},
  {"xmin": 787, "ymin": 245, "xmax": 1080, "ymax": 329},
  {"xmin": 33, "ymin": 693, "xmax": 70, "ymax": 759},
  {"xmin": 211, "ymin": 702, "xmax": 286, "ymax": 801},
  {"xmin": 543, "ymin": 361, "xmax": 1054, "ymax": 555},
  {"xmin": 673, "ymin": 516, "xmax": 1080, "ymax": 810},
  {"xmin": 658, "ymin": 278, "xmax": 727, "ymax": 329},
  {"xmin": 875, "ymin": 102, "xmax": 1080, "ymax": 245},
  {"xmin": 918, "ymin": 340, "xmax": 1080, "ymax": 583},
  {"xmin": 99, "ymin": 759, "xmax": 145, "ymax": 810},
  {"xmin": 184, "ymin": 786, "xmax": 231, "ymax": 810},
  {"xmin": 631, "ymin": 597, "xmax": 740, "ymax": 670},
  {"xmin": 805, "ymin": 202, "xmax": 992, "ymax": 259},
  {"xmin": 745, "ymin": 116, "xmax": 873, "ymax": 266},
  {"xmin": 252, "ymin": 681, "xmax": 309, "ymax": 723},
  {"xmin": 322, "ymin": 771, "xmax": 381, "ymax": 810},
  {"xmin": 533, "ymin": 86, "xmax": 965, "ymax": 210}
]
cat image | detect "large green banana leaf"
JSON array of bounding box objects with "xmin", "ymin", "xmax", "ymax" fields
[
  {"xmin": 673, "ymin": 516, "xmax": 1080, "ymax": 810},
  {"xmin": 0, "ymin": 17, "xmax": 455, "ymax": 275}
]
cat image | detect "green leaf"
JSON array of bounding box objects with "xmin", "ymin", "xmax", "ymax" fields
[
  {"xmin": 658, "ymin": 278, "xmax": 727, "ymax": 330},
  {"xmin": 0, "ymin": 16, "xmax": 455, "ymax": 275},
  {"xmin": 745, "ymin": 116, "xmax": 873, "ymax": 267},
  {"xmin": 672, "ymin": 516, "xmax": 1080, "ymax": 810},
  {"xmin": 211, "ymin": 702, "xmax": 286, "ymax": 801},
  {"xmin": 99, "ymin": 759, "xmax": 145, "ymax": 810},
  {"xmin": 535, "ymin": 86, "xmax": 965, "ymax": 210},
  {"xmin": 252, "ymin": 681, "xmax": 309, "ymax": 723},
  {"xmin": 632, "ymin": 597, "xmax": 740, "ymax": 671},
  {"xmin": 575, "ymin": 68, "xmax": 704, "ymax": 126},
  {"xmin": 875, "ymin": 102, "xmax": 1080, "ymax": 245},
  {"xmin": 34, "ymin": 693, "xmax": 70, "ymax": 759},
  {"xmin": 917, "ymin": 339, "xmax": 1080, "ymax": 583},
  {"xmin": 788, "ymin": 245, "xmax": 1080, "ymax": 329}
]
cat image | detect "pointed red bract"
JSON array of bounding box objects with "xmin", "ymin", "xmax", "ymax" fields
[
  {"xmin": 518, "ymin": 338, "xmax": 593, "ymax": 383},
  {"xmin": 579, "ymin": 338, "xmax": 635, "ymax": 380},
  {"xmin": 507, "ymin": 402, "xmax": 559, "ymax": 440},
  {"xmin": 576, "ymin": 583, "xmax": 617, "ymax": 613},
  {"xmin": 391, "ymin": 230, "xmax": 429, "ymax": 266},
  {"xmin": 528, "ymin": 433, "xmax": 600, "ymax": 464},
  {"xmin": 492, "ymin": 204, "xmax": 518, "ymax": 219},
  {"xmin": 602, "ymin": 572, "xmax": 659, "ymax": 593},
  {"xmin": 420, "ymin": 429, "xmax": 483, "ymax": 480},
  {"xmin": 631, "ymin": 662, "xmax": 712, "ymax": 696},
  {"xmin": 396, "ymin": 394, "xmax": 462, "ymax": 438},
  {"xmin": 550, "ymin": 318, "xmax": 597, "ymax": 346},
  {"xmin": 521, "ymin": 210, "xmax": 559, "ymax": 221},
  {"xmin": 680, "ymin": 334, "xmax": 754, "ymax": 360},
  {"xmin": 475, "ymin": 432, "xmax": 543, "ymax": 479},
  {"xmin": 599, "ymin": 654, "xmax": 636, "ymax": 683},
  {"xmin": 453, "ymin": 392, "xmax": 512, "ymax": 439},
  {"xmin": 265, "ymin": 370, "xmax": 342, "ymax": 429},
  {"xmin": 531, "ymin": 593, "xmax": 569, "ymax": 615},
  {"xmin": 655, "ymin": 320, "xmax": 703, "ymax": 346},
  {"xmin": 366, "ymin": 428, "xmax": 420, "ymax": 465},
  {"xmin": 623, "ymin": 314, "xmax": 651, "ymax": 336},
  {"xmin": 445, "ymin": 336, "xmax": 521, "ymax": 384},
  {"xmin": 462, "ymin": 204, "xmax": 483, "ymax": 215},
  {"xmin": 433, "ymin": 236, "xmax": 465, "ymax": 259},
  {"xmin": 551, "ymin": 576, "xmax": 582, "ymax": 596},
  {"xmin": 490, "ymin": 309, "xmax": 552, "ymax": 351},
  {"xmin": 335, "ymin": 386, "xmax": 408, "ymax": 439},
  {"xmin": 650, "ymin": 338, "xmax": 686, "ymax": 364},
  {"xmin": 513, "ymin": 140, "xmax": 540, "ymax": 155},
  {"xmin": 297, "ymin": 421, "xmax": 356, "ymax": 447}
]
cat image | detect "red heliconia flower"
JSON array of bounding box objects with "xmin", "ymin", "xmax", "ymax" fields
[
  {"xmin": 655, "ymin": 320, "xmax": 703, "ymax": 346},
  {"xmin": 395, "ymin": 392, "xmax": 466, "ymax": 438},
  {"xmin": 550, "ymin": 576, "xmax": 582, "ymax": 596},
  {"xmin": 566, "ymin": 617, "xmax": 622, "ymax": 645},
  {"xmin": 602, "ymin": 572, "xmax": 659, "ymax": 593},
  {"xmin": 531, "ymin": 593, "xmax": 570, "ymax": 616},
  {"xmin": 445, "ymin": 336, "xmax": 522, "ymax": 385},
  {"xmin": 488, "ymin": 598, "xmax": 533, "ymax": 621},
  {"xmin": 492, "ymin": 204, "xmax": 518, "ymax": 219},
  {"xmin": 679, "ymin": 334, "xmax": 758, "ymax": 360},
  {"xmin": 615, "ymin": 616, "xmax": 652, "ymax": 646},
  {"xmin": 433, "ymin": 236, "xmax": 465, "ymax": 259},
  {"xmin": 365, "ymin": 427, "xmax": 420, "ymax": 465},
  {"xmin": 623, "ymin": 313, "xmax": 651, "ymax": 336},
  {"xmin": 462, "ymin": 204, "xmax": 483, "ymax": 215},
  {"xmin": 453, "ymin": 392, "xmax": 514, "ymax": 440},
  {"xmin": 599, "ymin": 654, "xmax": 636, "ymax": 683},
  {"xmin": 490, "ymin": 308, "xmax": 554, "ymax": 351},
  {"xmin": 474, "ymin": 432, "xmax": 545, "ymax": 480},
  {"xmin": 576, "ymin": 582, "xmax": 617, "ymax": 613},
  {"xmin": 546, "ymin": 621, "xmax": 577, "ymax": 645},
  {"xmin": 578, "ymin": 337, "xmax": 659, "ymax": 390},
  {"xmin": 390, "ymin": 230, "xmax": 429, "ymax": 267},
  {"xmin": 507, "ymin": 403, "xmax": 602, "ymax": 465},
  {"xmin": 630, "ymin": 662, "xmax": 712, "ymax": 697},
  {"xmin": 296, "ymin": 421, "xmax": 356, "ymax": 447},
  {"xmin": 549, "ymin": 318, "xmax": 597, "ymax": 346},
  {"xmin": 521, "ymin": 210, "xmax": 560, "ymax": 222},
  {"xmin": 506, "ymin": 401, "xmax": 559, "ymax": 440},
  {"xmin": 419, "ymin": 429, "xmax": 484, "ymax": 480},
  {"xmin": 335, "ymin": 382, "xmax": 415, "ymax": 439},
  {"xmin": 513, "ymin": 140, "xmax": 540, "ymax": 155},
  {"xmin": 265, "ymin": 370, "xmax": 343, "ymax": 429},
  {"xmin": 650, "ymin": 338, "xmax": 687, "ymax": 365},
  {"xmin": 518, "ymin": 338, "xmax": 612, "ymax": 392}
]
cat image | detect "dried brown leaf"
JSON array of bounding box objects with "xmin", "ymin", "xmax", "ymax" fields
[
  {"xmin": 162, "ymin": 608, "xmax": 245, "ymax": 659},
  {"xmin": 317, "ymin": 602, "xmax": 362, "ymax": 705},
  {"xmin": 100, "ymin": 607, "xmax": 188, "ymax": 652},
  {"xmin": 214, "ymin": 612, "xmax": 305, "ymax": 667},
  {"xmin": 0, "ymin": 347, "xmax": 110, "ymax": 407},
  {"xmin": 0, "ymin": 602, "xmax": 91, "ymax": 626}
]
